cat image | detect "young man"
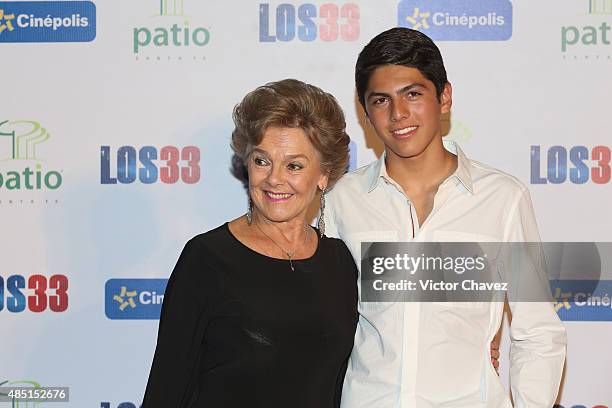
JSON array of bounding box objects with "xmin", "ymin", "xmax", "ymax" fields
[{"xmin": 324, "ymin": 28, "xmax": 566, "ymax": 407}]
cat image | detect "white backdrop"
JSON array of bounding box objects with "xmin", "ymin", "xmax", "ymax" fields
[{"xmin": 1, "ymin": 0, "xmax": 611, "ymax": 407}]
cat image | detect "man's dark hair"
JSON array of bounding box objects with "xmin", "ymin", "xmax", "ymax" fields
[{"xmin": 355, "ymin": 27, "xmax": 448, "ymax": 111}]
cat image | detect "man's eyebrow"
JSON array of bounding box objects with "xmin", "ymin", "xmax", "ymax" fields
[
  {"xmin": 366, "ymin": 83, "xmax": 426, "ymax": 100},
  {"xmin": 396, "ymin": 83, "xmax": 426, "ymax": 95},
  {"xmin": 366, "ymin": 91, "xmax": 391, "ymax": 100}
]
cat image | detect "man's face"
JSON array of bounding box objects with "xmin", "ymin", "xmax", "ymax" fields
[{"xmin": 364, "ymin": 65, "xmax": 452, "ymax": 160}]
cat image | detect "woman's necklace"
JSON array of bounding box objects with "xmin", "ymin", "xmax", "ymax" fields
[{"xmin": 254, "ymin": 222, "xmax": 309, "ymax": 271}]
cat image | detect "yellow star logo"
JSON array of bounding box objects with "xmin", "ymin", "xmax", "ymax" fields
[
  {"xmin": 553, "ymin": 287, "xmax": 572, "ymax": 312},
  {"xmin": 113, "ymin": 286, "xmax": 138, "ymax": 311},
  {"xmin": 406, "ymin": 7, "xmax": 430, "ymax": 30},
  {"xmin": 0, "ymin": 9, "xmax": 16, "ymax": 35}
]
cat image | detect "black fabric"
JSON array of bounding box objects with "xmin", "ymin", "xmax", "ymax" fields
[{"xmin": 142, "ymin": 223, "xmax": 358, "ymax": 408}]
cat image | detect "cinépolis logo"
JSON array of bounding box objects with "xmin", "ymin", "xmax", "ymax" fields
[
  {"xmin": 0, "ymin": 120, "xmax": 63, "ymax": 203},
  {"xmin": 397, "ymin": 0, "xmax": 512, "ymax": 41},
  {"xmin": 133, "ymin": 0, "xmax": 210, "ymax": 61},
  {"xmin": 0, "ymin": 1, "xmax": 95, "ymax": 43},
  {"xmin": 561, "ymin": 0, "xmax": 612, "ymax": 60},
  {"xmin": 105, "ymin": 278, "xmax": 167, "ymax": 320},
  {"xmin": 553, "ymin": 279, "xmax": 612, "ymax": 321}
]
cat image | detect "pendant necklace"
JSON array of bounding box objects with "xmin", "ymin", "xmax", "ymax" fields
[{"xmin": 254, "ymin": 222, "xmax": 309, "ymax": 271}]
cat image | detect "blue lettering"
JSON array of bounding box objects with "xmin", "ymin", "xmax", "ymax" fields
[
  {"xmin": 553, "ymin": 405, "xmax": 591, "ymax": 408},
  {"xmin": 100, "ymin": 403, "xmax": 140, "ymax": 408},
  {"xmin": 276, "ymin": 4, "xmax": 295, "ymax": 41},
  {"xmin": 298, "ymin": 4, "xmax": 317, "ymax": 41},
  {"xmin": 259, "ymin": 4, "xmax": 275, "ymax": 42},
  {"xmin": 569, "ymin": 146, "xmax": 589, "ymax": 184},
  {"xmin": 7, "ymin": 275, "xmax": 25, "ymax": 313},
  {"xmin": 349, "ymin": 140, "xmax": 358, "ymax": 171},
  {"xmin": 117, "ymin": 146, "xmax": 137, "ymax": 184},
  {"xmin": 0, "ymin": 276, "xmax": 3, "ymax": 311},
  {"xmin": 100, "ymin": 146, "xmax": 117, "ymax": 184},
  {"xmin": 530, "ymin": 145, "xmax": 547, "ymax": 184},
  {"xmin": 139, "ymin": 146, "xmax": 158, "ymax": 184},
  {"xmin": 548, "ymin": 146, "xmax": 567, "ymax": 184}
]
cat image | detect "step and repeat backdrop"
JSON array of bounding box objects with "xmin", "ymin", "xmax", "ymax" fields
[{"xmin": 1, "ymin": 0, "xmax": 611, "ymax": 407}]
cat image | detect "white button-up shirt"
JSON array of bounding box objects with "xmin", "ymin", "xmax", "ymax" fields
[{"xmin": 325, "ymin": 141, "xmax": 566, "ymax": 408}]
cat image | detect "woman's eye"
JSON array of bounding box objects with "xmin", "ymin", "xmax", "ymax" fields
[
  {"xmin": 254, "ymin": 157, "xmax": 269, "ymax": 166},
  {"xmin": 287, "ymin": 163, "xmax": 304, "ymax": 171}
]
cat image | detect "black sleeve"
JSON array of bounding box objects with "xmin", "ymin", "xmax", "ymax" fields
[
  {"xmin": 142, "ymin": 238, "xmax": 210, "ymax": 407},
  {"xmin": 340, "ymin": 238, "xmax": 359, "ymax": 319}
]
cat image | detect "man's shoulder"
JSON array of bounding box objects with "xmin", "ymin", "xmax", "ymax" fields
[
  {"xmin": 328, "ymin": 160, "xmax": 378, "ymax": 197},
  {"xmin": 468, "ymin": 158, "xmax": 529, "ymax": 196}
]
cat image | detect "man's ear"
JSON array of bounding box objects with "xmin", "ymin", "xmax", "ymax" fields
[
  {"xmin": 364, "ymin": 106, "xmax": 372, "ymax": 125},
  {"xmin": 440, "ymin": 82, "xmax": 452, "ymax": 114}
]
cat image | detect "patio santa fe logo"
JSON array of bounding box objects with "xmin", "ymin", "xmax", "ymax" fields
[
  {"xmin": 397, "ymin": 0, "xmax": 512, "ymax": 41},
  {"xmin": 133, "ymin": 0, "xmax": 210, "ymax": 55},
  {"xmin": 561, "ymin": 0, "xmax": 612, "ymax": 55},
  {"xmin": 0, "ymin": 1, "xmax": 95, "ymax": 43},
  {"xmin": 0, "ymin": 120, "xmax": 63, "ymax": 191}
]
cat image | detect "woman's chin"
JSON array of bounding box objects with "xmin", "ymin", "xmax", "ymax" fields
[{"xmin": 256, "ymin": 209, "xmax": 304, "ymax": 224}]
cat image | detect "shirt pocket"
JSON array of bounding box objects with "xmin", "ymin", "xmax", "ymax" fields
[
  {"xmin": 343, "ymin": 230, "xmax": 398, "ymax": 312},
  {"xmin": 430, "ymin": 230, "xmax": 501, "ymax": 309}
]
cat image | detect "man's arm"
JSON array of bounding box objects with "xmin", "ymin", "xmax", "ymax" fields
[
  {"xmin": 504, "ymin": 187, "xmax": 567, "ymax": 407},
  {"xmin": 322, "ymin": 190, "xmax": 340, "ymax": 239}
]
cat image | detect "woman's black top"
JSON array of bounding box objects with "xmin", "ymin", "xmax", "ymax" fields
[{"xmin": 142, "ymin": 223, "xmax": 358, "ymax": 408}]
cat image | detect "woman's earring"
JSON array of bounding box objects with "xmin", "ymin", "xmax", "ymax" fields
[
  {"xmin": 317, "ymin": 188, "xmax": 326, "ymax": 237},
  {"xmin": 247, "ymin": 197, "xmax": 253, "ymax": 225}
]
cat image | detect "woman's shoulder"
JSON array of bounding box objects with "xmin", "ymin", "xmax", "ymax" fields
[
  {"xmin": 319, "ymin": 233, "xmax": 354, "ymax": 260},
  {"xmin": 186, "ymin": 222, "xmax": 230, "ymax": 247},
  {"xmin": 173, "ymin": 223, "xmax": 231, "ymax": 265},
  {"xmin": 319, "ymin": 233, "xmax": 343, "ymax": 246},
  {"xmin": 319, "ymin": 231, "xmax": 347, "ymax": 246},
  {"xmin": 318, "ymin": 234, "xmax": 357, "ymax": 282},
  {"xmin": 170, "ymin": 224, "xmax": 231, "ymax": 281}
]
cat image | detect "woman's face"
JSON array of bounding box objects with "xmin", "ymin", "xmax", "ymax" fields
[{"xmin": 248, "ymin": 126, "xmax": 328, "ymax": 224}]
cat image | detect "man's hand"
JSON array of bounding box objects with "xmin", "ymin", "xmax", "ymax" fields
[{"xmin": 490, "ymin": 332, "xmax": 501, "ymax": 374}]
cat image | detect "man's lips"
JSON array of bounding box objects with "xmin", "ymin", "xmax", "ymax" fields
[{"xmin": 391, "ymin": 125, "xmax": 418, "ymax": 139}]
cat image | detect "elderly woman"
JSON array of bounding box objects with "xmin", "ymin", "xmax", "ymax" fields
[{"xmin": 142, "ymin": 79, "xmax": 357, "ymax": 407}]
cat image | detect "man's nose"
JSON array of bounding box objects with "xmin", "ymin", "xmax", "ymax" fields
[{"xmin": 390, "ymin": 101, "xmax": 409, "ymax": 122}]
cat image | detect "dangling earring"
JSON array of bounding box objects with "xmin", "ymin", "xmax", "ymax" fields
[
  {"xmin": 247, "ymin": 197, "xmax": 253, "ymax": 225},
  {"xmin": 317, "ymin": 188, "xmax": 326, "ymax": 237}
]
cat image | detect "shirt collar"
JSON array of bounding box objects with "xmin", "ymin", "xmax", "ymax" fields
[
  {"xmin": 366, "ymin": 151, "xmax": 387, "ymax": 193},
  {"xmin": 366, "ymin": 139, "xmax": 474, "ymax": 194}
]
